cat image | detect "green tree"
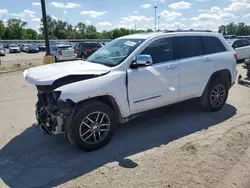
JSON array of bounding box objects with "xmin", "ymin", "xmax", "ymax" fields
[
  {"xmin": 75, "ymin": 22, "xmax": 86, "ymax": 34},
  {"xmin": 235, "ymin": 22, "xmax": 248, "ymax": 36},
  {"xmin": 22, "ymin": 28, "xmax": 38, "ymax": 39},
  {"xmin": 226, "ymin": 22, "xmax": 236, "ymax": 35},
  {"xmin": 218, "ymin": 25, "xmax": 226, "ymax": 35},
  {"xmin": 40, "ymin": 15, "xmax": 58, "ymax": 39},
  {"xmin": 0, "ymin": 20, "xmax": 5, "ymax": 39},
  {"xmin": 4, "ymin": 18, "xmax": 27, "ymax": 39},
  {"xmin": 86, "ymin": 25, "xmax": 97, "ymax": 33}
]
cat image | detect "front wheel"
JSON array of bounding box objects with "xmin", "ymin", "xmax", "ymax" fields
[
  {"xmin": 200, "ymin": 77, "xmax": 229, "ymax": 112},
  {"xmin": 67, "ymin": 100, "xmax": 117, "ymax": 151}
]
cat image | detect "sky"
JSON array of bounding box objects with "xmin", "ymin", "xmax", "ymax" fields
[{"xmin": 0, "ymin": 0, "xmax": 250, "ymax": 32}]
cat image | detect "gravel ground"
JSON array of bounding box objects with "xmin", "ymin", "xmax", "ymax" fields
[
  {"xmin": 0, "ymin": 64, "xmax": 250, "ymax": 188},
  {"xmin": 0, "ymin": 52, "xmax": 45, "ymax": 66}
]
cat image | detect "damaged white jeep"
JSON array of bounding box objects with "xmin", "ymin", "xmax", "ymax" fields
[{"xmin": 24, "ymin": 31, "xmax": 237, "ymax": 151}]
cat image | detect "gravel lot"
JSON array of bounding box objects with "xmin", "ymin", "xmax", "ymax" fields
[
  {"xmin": 0, "ymin": 64, "xmax": 250, "ymax": 188},
  {"xmin": 0, "ymin": 52, "xmax": 45, "ymax": 66}
]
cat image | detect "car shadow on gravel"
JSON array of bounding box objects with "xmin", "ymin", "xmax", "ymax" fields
[{"xmin": 0, "ymin": 100, "xmax": 237, "ymax": 188}]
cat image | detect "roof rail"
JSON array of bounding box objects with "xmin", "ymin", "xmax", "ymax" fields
[{"xmin": 164, "ymin": 29, "xmax": 213, "ymax": 33}]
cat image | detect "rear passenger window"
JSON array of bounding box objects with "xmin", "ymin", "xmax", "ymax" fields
[
  {"xmin": 233, "ymin": 40, "xmax": 244, "ymax": 48},
  {"xmin": 141, "ymin": 38, "xmax": 174, "ymax": 64},
  {"xmin": 202, "ymin": 36, "xmax": 226, "ymax": 54},
  {"xmin": 58, "ymin": 46, "xmax": 72, "ymax": 50},
  {"xmin": 241, "ymin": 40, "xmax": 250, "ymax": 46},
  {"xmin": 175, "ymin": 36, "xmax": 203, "ymax": 59}
]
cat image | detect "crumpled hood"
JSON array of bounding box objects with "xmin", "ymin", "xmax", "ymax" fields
[{"xmin": 23, "ymin": 60, "xmax": 111, "ymax": 85}]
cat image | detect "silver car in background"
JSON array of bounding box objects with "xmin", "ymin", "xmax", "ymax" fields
[
  {"xmin": 0, "ymin": 46, "xmax": 5, "ymax": 56},
  {"xmin": 9, "ymin": 44, "xmax": 20, "ymax": 53},
  {"xmin": 51, "ymin": 44, "xmax": 77, "ymax": 62}
]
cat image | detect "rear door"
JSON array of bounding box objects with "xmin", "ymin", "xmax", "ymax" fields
[
  {"xmin": 175, "ymin": 35, "xmax": 205, "ymax": 101},
  {"xmin": 200, "ymin": 35, "xmax": 228, "ymax": 92}
]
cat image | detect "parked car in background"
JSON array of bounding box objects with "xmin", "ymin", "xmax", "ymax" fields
[
  {"xmin": 9, "ymin": 44, "xmax": 20, "ymax": 53},
  {"xmin": 51, "ymin": 44, "xmax": 77, "ymax": 62},
  {"xmin": 75, "ymin": 42, "xmax": 103, "ymax": 59},
  {"xmin": 0, "ymin": 46, "xmax": 5, "ymax": 56},
  {"xmin": 38, "ymin": 43, "xmax": 46, "ymax": 51},
  {"xmin": 21, "ymin": 44, "xmax": 30, "ymax": 52},
  {"xmin": 27, "ymin": 44, "xmax": 39, "ymax": 53},
  {"xmin": 227, "ymin": 39, "xmax": 250, "ymax": 61},
  {"xmin": 24, "ymin": 31, "xmax": 237, "ymax": 151}
]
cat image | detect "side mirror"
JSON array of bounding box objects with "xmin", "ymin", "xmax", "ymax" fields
[{"xmin": 131, "ymin": 54, "xmax": 153, "ymax": 68}]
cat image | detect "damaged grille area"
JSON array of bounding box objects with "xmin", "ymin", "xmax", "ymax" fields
[
  {"xmin": 36, "ymin": 91, "xmax": 58, "ymax": 135},
  {"xmin": 35, "ymin": 89, "xmax": 74, "ymax": 135}
]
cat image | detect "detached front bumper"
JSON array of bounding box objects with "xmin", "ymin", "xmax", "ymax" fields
[{"xmin": 35, "ymin": 91, "xmax": 75, "ymax": 135}]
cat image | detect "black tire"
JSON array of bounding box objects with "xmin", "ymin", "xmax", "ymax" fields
[
  {"xmin": 67, "ymin": 100, "xmax": 117, "ymax": 151},
  {"xmin": 200, "ymin": 77, "xmax": 229, "ymax": 112}
]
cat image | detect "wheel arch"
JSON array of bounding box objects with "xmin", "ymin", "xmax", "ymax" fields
[
  {"xmin": 64, "ymin": 95, "xmax": 122, "ymax": 133},
  {"xmin": 202, "ymin": 69, "xmax": 232, "ymax": 96}
]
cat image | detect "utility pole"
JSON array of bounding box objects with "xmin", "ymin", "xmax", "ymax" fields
[
  {"xmin": 158, "ymin": 16, "xmax": 160, "ymax": 31},
  {"xmin": 154, "ymin": 6, "xmax": 157, "ymax": 32},
  {"xmin": 40, "ymin": 0, "xmax": 50, "ymax": 55}
]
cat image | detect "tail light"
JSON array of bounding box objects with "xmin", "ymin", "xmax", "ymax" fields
[
  {"xmin": 234, "ymin": 53, "xmax": 238, "ymax": 61},
  {"xmin": 58, "ymin": 49, "xmax": 62, "ymax": 55},
  {"xmin": 86, "ymin": 48, "xmax": 92, "ymax": 52},
  {"xmin": 74, "ymin": 49, "xmax": 78, "ymax": 54}
]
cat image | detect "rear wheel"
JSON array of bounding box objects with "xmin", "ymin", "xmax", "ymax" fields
[
  {"xmin": 67, "ymin": 100, "xmax": 117, "ymax": 151},
  {"xmin": 200, "ymin": 77, "xmax": 228, "ymax": 112}
]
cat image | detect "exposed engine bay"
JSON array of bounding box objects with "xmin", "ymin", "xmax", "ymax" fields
[
  {"xmin": 35, "ymin": 89, "xmax": 75, "ymax": 135},
  {"xmin": 34, "ymin": 73, "xmax": 109, "ymax": 135}
]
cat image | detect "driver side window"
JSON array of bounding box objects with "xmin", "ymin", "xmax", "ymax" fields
[{"xmin": 141, "ymin": 37, "xmax": 174, "ymax": 64}]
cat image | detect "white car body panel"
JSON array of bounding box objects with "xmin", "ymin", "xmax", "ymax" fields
[
  {"xmin": 55, "ymin": 70, "xmax": 130, "ymax": 117},
  {"xmin": 24, "ymin": 31, "xmax": 237, "ymax": 121},
  {"xmin": 23, "ymin": 61, "xmax": 111, "ymax": 85},
  {"xmin": 178, "ymin": 55, "xmax": 205, "ymax": 101},
  {"xmin": 127, "ymin": 59, "xmax": 179, "ymax": 114}
]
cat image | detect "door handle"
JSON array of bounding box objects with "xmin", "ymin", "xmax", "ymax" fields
[{"xmin": 166, "ymin": 64, "xmax": 178, "ymax": 69}]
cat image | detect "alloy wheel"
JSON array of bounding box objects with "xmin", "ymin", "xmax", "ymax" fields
[
  {"xmin": 79, "ymin": 111, "xmax": 111, "ymax": 144},
  {"xmin": 210, "ymin": 84, "xmax": 226, "ymax": 107}
]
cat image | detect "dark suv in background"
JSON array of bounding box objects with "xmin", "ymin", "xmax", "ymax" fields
[{"xmin": 75, "ymin": 42, "xmax": 103, "ymax": 59}]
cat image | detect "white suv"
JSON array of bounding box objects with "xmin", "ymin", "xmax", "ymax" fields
[{"xmin": 23, "ymin": 31, "xmax": 237, "ymax": 151}]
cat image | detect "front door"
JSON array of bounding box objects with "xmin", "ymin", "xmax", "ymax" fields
[{"xmin": 127, "ymin": 37, "xmax": 179, "ymax": 115}]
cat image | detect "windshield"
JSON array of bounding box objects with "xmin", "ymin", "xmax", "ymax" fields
[
  {"xmin": 86, "ymin": 38, "xmax": 145, "ymax": 67},
  {"xmin": 10, "ymin": 44, "xmax": 18, "ymax": 47}
]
